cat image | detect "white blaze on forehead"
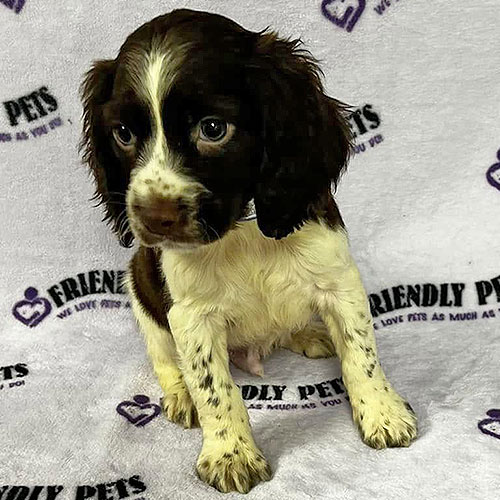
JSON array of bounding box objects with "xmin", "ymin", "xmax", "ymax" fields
[
  {"xmin": 143, "ymin": 50, "xmax": 175, "ymax": 164},
  {"xmin": 128, "ymin": 41, "xmax": 190, "ymax": 167},
  {"xmin": 129, "ymin": 45, "xmax": 207, "ymax": 203}
]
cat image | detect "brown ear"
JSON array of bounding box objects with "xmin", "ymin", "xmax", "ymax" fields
[
  {"xmin": 80, "ymin": 59, "xmax": 134, "ymax": 247},
  {"xmin": 248, "ymin": 32, "xmax": 353, "ymax": 239}
]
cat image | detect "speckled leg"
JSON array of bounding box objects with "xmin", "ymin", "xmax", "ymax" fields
[
  {"xmin": 315, "ymin": 261, "xmax": 417, "ymax": 449},
  {"xmin": 168, "ymin": 304, "xmax": 272, "ymax": 493}
]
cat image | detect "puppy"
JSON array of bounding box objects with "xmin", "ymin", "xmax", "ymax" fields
[{"xmin": 81, "ymin": 8, "xmax": 417, "ymax": 493}]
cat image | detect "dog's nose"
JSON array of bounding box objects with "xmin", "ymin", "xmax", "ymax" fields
[{"xmin": 133, "ymin": 198, "xmax": 182, "ymax": 236}]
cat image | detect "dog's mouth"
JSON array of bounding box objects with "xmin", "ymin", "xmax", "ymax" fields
[{"xmin": 129, "ymin": 216, "xmax": 205, "ymax": 249}]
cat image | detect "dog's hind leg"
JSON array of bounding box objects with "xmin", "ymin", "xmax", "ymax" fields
[{"xmin": 281, "ymin": 319, "xmax": 337, "ymax": 359}]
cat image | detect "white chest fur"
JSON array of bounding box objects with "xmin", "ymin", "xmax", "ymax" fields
[{"xmin": 161, "ymin": 220, "xmax": 352, "ymax": 349}]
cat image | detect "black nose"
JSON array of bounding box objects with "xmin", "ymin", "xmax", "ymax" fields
[{"xmin": 133, "ymin": 197, "xmax": 182, "ymax": 236}]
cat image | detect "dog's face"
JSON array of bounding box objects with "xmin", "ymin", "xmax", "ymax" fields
[{"xmin": 81, "ymin": 9, "xmax": 352, "ymax": 248}]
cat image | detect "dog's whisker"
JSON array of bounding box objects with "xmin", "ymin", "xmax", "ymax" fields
[
  {"xmin": 119, "ymin": 215, "xmax": 130, "ymax": 236},
  {"xmin": 105, "ymin": 200, "xmax": 128, "ymax": 207},
  {"xmin": 207, "ymin": 223, "xmax": 220, "ymax": 240},
  {"xmin": 106, "ymin": 191, "xmax": 128, "ymax": 197},
  {"xmin": 199, "ymin": 218, "xmax": 219, "ymax": 241},
  {"xmin": 114, "ymin": 208, "xmax": 129, "ymax": 235}
]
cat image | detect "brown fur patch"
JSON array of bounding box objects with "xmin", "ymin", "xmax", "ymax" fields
[{"xmin": 129, "ymin": 246, "xmax": 171, "ymax": 328}]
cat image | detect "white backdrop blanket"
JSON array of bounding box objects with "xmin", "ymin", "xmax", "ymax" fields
[{"xmin": 1, "ymin": 1, "xmax": 499, "ymax": 499}]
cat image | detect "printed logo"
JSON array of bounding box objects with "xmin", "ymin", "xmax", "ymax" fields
[
  {"xmin": 478, "ymin": 409, "xmax": 500, "ymax": 440},
  {"xmin": 373, "ymin": 0, "xmax": 404, "ymax": 16},
  {"xmin": 117, "ymin": 395, "xmax": 162, "ymax": 427},
  {"xmin": 0, "ymin": 475, "xmax": 148, "ymax": 500},
  {"xmin": 368, "ymin": 275, "xmax": 500, "ymax": 329},
  {"xmin": 0, "ymin": 86, "xmax": 67, "ymax": 144},
  {"xmin": 0, "ymin": 363, "xmax": 29, "ymax": 392},
  {"xmin": 3, "ymin": 86, "xmax": 58, "ymax": 127},
  {"xmin": 486, "ymin": 149, "xmax": 500, "ymax": 192},
  {"xmin": 12, "ymin": 287, "xmax": 52, "ymax": 327},
  {"xmin": 322, "ymin": 0, "xmax": 408, "ymax": 32},
  {"xmin": 0, "ymin": 0, "xmax": 25, "ymax": 14},
  {"xmin": 238, "ymin": 378, "xmax": 346, "ymax": 411},
  {"xmin": 12, "ymin": 270, "xmax": 130, "ymax": 327},
  {"xmin": 116, "ymin": 383, "xmax": 347, "ymax": 418},
  {"xmin": 321, "ymin": 0, "xmax": 366, "ymax": 33},
  {"xmin": 349, "ymin": 104, "xmax": 384, "ymax": 155}
]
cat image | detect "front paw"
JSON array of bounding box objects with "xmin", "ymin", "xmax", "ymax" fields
[
  {"xmin": 197, "ymin": 440, "xmax": 272, "ymax": 493},
  {"xmin": 161, "ymin": 387, "xmax": 199, "ymax": 429},
  {"xmin": 353, "ymin": 387, "xmax": 417, "ymax": 449}
]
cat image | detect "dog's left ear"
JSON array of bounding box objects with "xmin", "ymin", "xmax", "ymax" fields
[{"xmin": 248, "ymin": 32, "xmax": 353, "ymax": 239}]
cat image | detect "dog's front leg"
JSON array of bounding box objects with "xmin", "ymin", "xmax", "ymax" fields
[
  {"xmin": 168, "ymin": 304, "xmax": 272, "ymax": 493},
  {"xmin": 315, "ymin": 257, "xmax": 418, "ymax": 449}
]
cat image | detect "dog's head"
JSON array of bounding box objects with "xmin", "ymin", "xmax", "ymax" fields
[{"xmin": 81, "ymin": 9, "xmax": 352, "ymax": 249}]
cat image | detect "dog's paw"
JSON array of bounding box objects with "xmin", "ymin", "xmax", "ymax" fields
[
  {"xmin": 161, "ymin": 387, "xmax": 199, "ymax": 429},
  {"xmin": 197, "ymin": 440, "xmax": 272, "ymax": 493},
  {"xmin": 353, "ymin": 387, "xmax": 417, "ymax": 449},
  {"xmin": 284, "ymin": 320, "xmax": 336, "ymax": 359}
]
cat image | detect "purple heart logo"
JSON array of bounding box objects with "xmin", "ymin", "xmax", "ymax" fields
[
  {"xmin": 321, "ymin": 0, "xmax": 366, "ymax": 33},
  {"xmin": 12, "ymin": 287, "xmax": 52, "ymax": 327},
  {"xmin": 1, "ymin": 0, "xmax": 26, "ymax": 14},
  {"xmin": 478, "ymin": 409, "xmax": 500, "ymax": 440},
  {"xmin": 486, "ymin": 149, "xmax": 500, "ymax": 192},
  {"xmin": 116, "ymin": 395, "xmax": 161, "ymax": 427}
]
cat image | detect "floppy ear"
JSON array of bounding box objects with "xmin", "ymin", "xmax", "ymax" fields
[
  {"xmin": 249, "ymin": 32, "xmax": 353, "ymax": 239},
  {"xmin": 80, "ymin": 59, "xmax": 134, "ymax": 247}
]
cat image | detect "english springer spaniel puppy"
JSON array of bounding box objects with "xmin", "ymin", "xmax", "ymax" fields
[{"xmin": 81, "ymin": 8, "xmax": 417, "ymax": 493}]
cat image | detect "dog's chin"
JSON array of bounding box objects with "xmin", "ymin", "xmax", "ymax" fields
[
  {"xmin": 159, "ymin": 239, "xmax": 204, "ymax": 251},
  {"xmin": 129, "ymin": 221, "xmax": 205, "ymax": 251}
]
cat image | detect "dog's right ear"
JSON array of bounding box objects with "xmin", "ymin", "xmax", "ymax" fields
[{"xmin": 80, "ymin": 59, "xmax": 134, "ymax": 247}]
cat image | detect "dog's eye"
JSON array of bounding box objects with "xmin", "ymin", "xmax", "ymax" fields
[
  {"xmin": 193, "ymin": 117, "xmax": 235, "ymax": 154},
  {"xmin": 112, "ymin": 124, "xmax": 136, "ymax": 150},
  {"xmin": 199, "ymin": 117, "xmax": 228, "ymax": 142}
]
